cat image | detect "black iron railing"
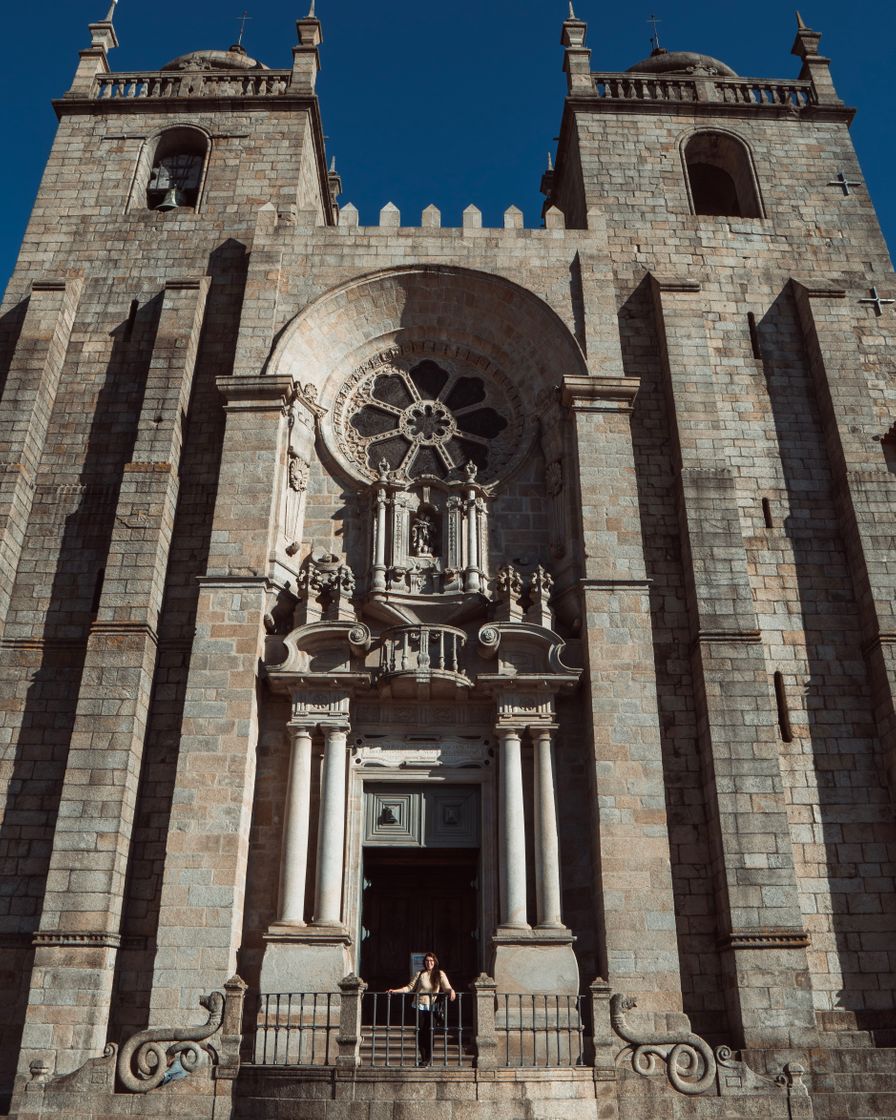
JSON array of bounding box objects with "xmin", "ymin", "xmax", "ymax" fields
[
  {"xmin": 362, "ymin": 991, "xmax": 473, "ymax": 1068},
  {"xmin": 495, "ymin": 993, "xmax": 586, "ymax": 1068},
  {"xmin": 253, "ymin": 991, "xmax": 339, "ymax": 1066}
]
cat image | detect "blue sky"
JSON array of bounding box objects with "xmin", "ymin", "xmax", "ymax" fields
[{"xmin": 1, "ymin": 1, "xmax": 894, "ymax": 291}]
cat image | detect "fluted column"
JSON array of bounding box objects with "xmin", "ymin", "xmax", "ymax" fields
[
  {"xmin": 279, "ymin": 723, "xmax": 314, "ymax": 924},
  {"xmin": 532, "ymin": 726, "xmax": 563, "ymax": 929},
  {"xmin": 313, "ymin": 723, "xmax": 349, "ymax": 926},
  {"xmin": 498, "ymin": 727, "xmax": 528, "ymax": 928}
]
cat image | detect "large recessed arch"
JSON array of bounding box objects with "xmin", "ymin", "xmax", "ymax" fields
[{"xmin": 266, "ymin": 265, "xmax": 589, "ymax": 485}]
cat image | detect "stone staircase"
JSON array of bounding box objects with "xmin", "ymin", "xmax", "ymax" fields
[
  {"xmin": 811, "ymin": 1033, "xmax": 896, "ymax": 1120},
  {"xmin": 359, "ymin": 1024, "xmax": 474, "ymax": 1068}
]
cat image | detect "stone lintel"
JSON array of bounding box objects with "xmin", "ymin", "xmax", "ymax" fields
[
  {"xmin": 694, "ymin": 629, "xmax": 762, "ymax": 645},
  {"xmin": 651, "ymin": 276, "xmax": 702, "ymax": 293},
  {"xmin": 216, "ymin": 374, "xmax": 296, "ymax": 409},
  {"xmin": 561, "ymin": 375, "xmax": 640, "ymax": 411},
  {"xmin": 791, "ymin": 279, "xmax": 847, "ymax": 300}
]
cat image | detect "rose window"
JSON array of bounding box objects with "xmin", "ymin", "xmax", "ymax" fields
[{"xmin": 348, "ymin": 360, "xmax": 509, "ymax": 480}]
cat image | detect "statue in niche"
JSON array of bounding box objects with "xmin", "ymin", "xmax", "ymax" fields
[{"xmin": 410, "ymin": 511, "xmax": 436, "ymax": 557}]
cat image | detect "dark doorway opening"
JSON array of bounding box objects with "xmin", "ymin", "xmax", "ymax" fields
[{"xmin": 360, "ymin": 847, "xmax": 479, "ymax": 997}]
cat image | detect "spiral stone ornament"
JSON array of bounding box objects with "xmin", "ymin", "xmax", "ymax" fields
[
  {"xmin": 610, "ymin": 993, "xmax": 717, "ymax": 1096},
  {"xmin": 117, "ymin": 991, "xmax": 224, "ymax": 1093}
]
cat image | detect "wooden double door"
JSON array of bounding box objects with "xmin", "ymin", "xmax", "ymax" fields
[{"xmin": 360, "ymin": 847, "xmax": 479, "ymax": 997}]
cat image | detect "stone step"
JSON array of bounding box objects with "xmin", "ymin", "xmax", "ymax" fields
[
  {"xmin": 814, "ymin": 1072, "xmax": 896, "ymax": 1093},
  {"xmin": 812, "ymin": 1047, "xmax": 896, "ymax": 1074},
  {"xmin": 813, "ymin": 1092, "xmax": 896, "ymax": 1120}
]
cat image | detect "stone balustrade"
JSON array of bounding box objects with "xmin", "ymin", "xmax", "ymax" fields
[
  {"xmin": 93, "ymin": 70, "xmax": 292, "ymax": 100},
  {"xmin": 590, "ymin": 72, "xmax": 814, "ymax": 108},
  {"xmin": 379, "ymin": 624, "xmax": 469, "ymax": 683}
]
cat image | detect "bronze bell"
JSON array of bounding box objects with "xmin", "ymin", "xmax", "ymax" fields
[{"xmin": 155, "ymin": 187, "xmax": 183, "ymax": 212}]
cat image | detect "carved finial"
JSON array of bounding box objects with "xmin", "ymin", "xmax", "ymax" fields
[
  {"xmin": 795, "ymin": 9, "xmax": 806, "ymax": 28},
  {"xmin": 329, "ymin": 155, "xmax": 337, "ymax": 173},
  {"xmin": 103, "ymin": 0, "xmax": 118, "ymax": 20},
  {"xmin": 465, "ymin": 460, "xmax": 478, "ymax": 481},
  {"xmin": 568, "ymin": 1, "xmax": 576, "ymax": 17},
  {"xmin": 308, "ymin": 0, "xmax": 315, "ymax": 14},
  {"xmin": 547, "ymin": 151, "xmax": 554, "ymax": 172}
]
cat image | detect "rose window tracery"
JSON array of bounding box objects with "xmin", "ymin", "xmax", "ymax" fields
[{"xmin": 347, "ymin": 360, "xmax": 510, "ymax": 481}]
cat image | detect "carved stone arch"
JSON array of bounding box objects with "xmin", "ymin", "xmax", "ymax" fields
[
  {"xmin": 128, "ymin": 124, "xmax": 213, "ymax": 213},
  {"xmin": 265, "ymin": 265, "xmax": 588, "ymax": 488},
  {"xmin": 679, "ymin": 127, "xmax": 765, "ymax": 219}
]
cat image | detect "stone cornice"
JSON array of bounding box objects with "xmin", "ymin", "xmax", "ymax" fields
[
  {"xmin": 217, "ymin": 374, "xmax": 296, "ymax": 410},
  {"xmin": 561, "ymin": 375, "xmax": 640, "ymax": 412},
  {"xmin": 719, "ymin": 928, "xmax": 810, "ymax": 950},
  {"xmin": 33, "ymin": 930, "xmax": 121, "ymax": 949}
]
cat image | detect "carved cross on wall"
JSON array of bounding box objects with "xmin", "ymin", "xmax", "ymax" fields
[
  {"xmin": 828, "ymin": 170, "xmax": 862, "ymax": 196},
  {"xmin": 859, "ymin": 287, "xmax": 895, "ymax": 317}
]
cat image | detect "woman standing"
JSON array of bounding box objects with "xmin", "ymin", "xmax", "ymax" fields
[{"xmin": 388, "ymin": 951, "xmax": 456, "ymax": 1066}]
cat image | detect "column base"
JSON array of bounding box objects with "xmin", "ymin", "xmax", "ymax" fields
[
  {"xmin": 260, "ymin": 924, "xmax": 353, "ymax": 995},
  {"xmin": 491, "ymin": 927, "xmax": 579, "ymax": 994}
]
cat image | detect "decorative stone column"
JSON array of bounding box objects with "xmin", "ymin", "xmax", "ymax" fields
[
  {"xmin": 260, "ymin": 709, "xmax": 353, "ymax": 996},
  {"xmin": 497, "ymin": 726, "xmax": 528, "ymax": 929},
  {"xmin": 313, "ymin": 722, "xmax": 350, "ymax": 926},
  {"xmin": 371, "ymin": 484, "xmax": 388, "ymax": 592},
  {"xmin": 532, "ymin": 726, "xmax": 563, "ymax": 929},
  {"xmin": 490, "ymin": 700, "xmax": 578, "ymax": 998},
  {"xmin": 278, "ymin": 723, "xmax": 314, "ymax": 925}
]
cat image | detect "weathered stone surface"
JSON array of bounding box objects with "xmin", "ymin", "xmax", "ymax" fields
[{"xmin": 1, "ymin": 6, "xmax": 895, "ymax": 1120}]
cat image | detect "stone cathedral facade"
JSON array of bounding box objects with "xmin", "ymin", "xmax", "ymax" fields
[{"xmin": 1, "ymin": 5, "xmax": 895, "ymax": 1119}]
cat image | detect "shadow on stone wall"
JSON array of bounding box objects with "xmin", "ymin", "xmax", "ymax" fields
[
  {"xmin": 108, "ymin": 238, "xmax": 247, "ymax": 1045},
  {"xmin": 0, "ymin": 289, "xmax": 162, "ymax": 1105},
  {"xmin": 760, "ymin": 287, "xmax": 896, "ymax": 1027},
  {"xmin": 623, "ymin": 276, "xmax": 732, "ymax": 1044}
]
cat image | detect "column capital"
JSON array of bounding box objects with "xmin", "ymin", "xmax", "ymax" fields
[{"xmin": 320, "ymin": 721, "xmax": 351, "ymax": 737}]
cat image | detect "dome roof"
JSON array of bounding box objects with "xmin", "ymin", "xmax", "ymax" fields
[
  {"xmin": 627, "ymin": 47, "xmax": 737, "ymax": 78},
  {"xmin": 161, "ymin": 44, "xmax": 269, "ymax": 72}
]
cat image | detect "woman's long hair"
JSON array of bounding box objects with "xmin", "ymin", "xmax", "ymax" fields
[{"xmin": 424, "ymin": 951, "xmax": 440, "ymax": 988}]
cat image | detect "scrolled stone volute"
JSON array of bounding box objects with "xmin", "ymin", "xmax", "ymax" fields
[{"xmin": 116, "ymin": 990, "xmax": 225, "ymax": 1093}]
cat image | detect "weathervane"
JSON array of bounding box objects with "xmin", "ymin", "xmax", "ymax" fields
[
  {"xmin": 647, "ymin": 13, "xmax": 662, "ymax": 51},
  {"xmin": 236, "ymin": 10, "xmax": 252, "ymax": 47}
]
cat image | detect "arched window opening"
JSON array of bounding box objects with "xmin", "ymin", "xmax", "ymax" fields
[
  {"xmin": 684, "ymin": 132, "xmax": 762, "ymax": 219},
  {"xmin": 145, "ymin": 128, "xmax": 208, "ymax": 212}
]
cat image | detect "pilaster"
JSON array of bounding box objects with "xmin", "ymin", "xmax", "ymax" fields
[
  {"xmin": 651, "ymin": 275, "xmax": 816, "ymax": 1048},
  {"xmin": 792, "ymin": 279, "xmax": 896, "ymax": 799},
  {"xmin": 0, "ymin": 278, "xmax": 83, "ymax": 637},
  {"xmin": 149, "ymin": 371, "xmax": 295, "ymax": 1020},
  {"xmin": 18, "ymin": 277, "xmax": 209, "ymax": 1076},
  {"xmin": 561, "ymin": 373, "xmax": 684, "ymax": 1022}
]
